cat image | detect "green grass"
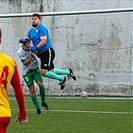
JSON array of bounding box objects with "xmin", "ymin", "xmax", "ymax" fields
[{"xmin": 7, "ymin": 96, "xmax": 132, "ymax": 133}]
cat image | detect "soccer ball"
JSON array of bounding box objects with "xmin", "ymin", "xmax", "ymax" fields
[{"xmin": 81, "ymin": 91, "xmax": 87, "ymax": 98}]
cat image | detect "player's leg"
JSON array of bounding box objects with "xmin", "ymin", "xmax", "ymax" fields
[
  {"xmin": 0, "ymin": 117, "xmax": 11, "ymax": 133},
  {"xmin": 28, "ymin": 85, "xmax": 41, "ymax": 110},
  {"xmin": 45, "ymin": 70, "xmax": 64, "ymax": 82},
  {"xmin": 54, "ymin": 68, "xmax": 76, "ymax": 81},
  {"xmin": 44, "ymin": 70, "xmax": 66, "ymax": 90},
  {"xmin": 48, "ymin": 48, "xmax": 76, "ymax": 80},
  {"xmin": 23, "ymin": 71, "xmax": 41, "ymax": 115},
  {"xmin": 39, "ymin": 48, "xmax": 66, "ymax": 90},
  {"xmin": 41, "ymin": 48, "xmax": 76, "ymax": 81},
  {"xmin": 54, "ymin": 68, "xmax": 69, "ymax": 75},
  {"xmin": 34, "ymin": 68, "xmax": 49, "ymax": 110}
]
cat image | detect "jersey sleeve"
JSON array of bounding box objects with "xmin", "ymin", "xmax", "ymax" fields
[
  {"xmin": 17, "ymin": 49, "xmax": 27, "ymax": 62},
  {"xmin": 11, "ymin": 63, "xmax": 27, "ymax": 117},
  {"xmin": 38, "ymin": 25, "xmax": 48, "ymax": 37},
  {"xmin": 26, "ymin": 30, "xmax": 30, "ymax": 38}
]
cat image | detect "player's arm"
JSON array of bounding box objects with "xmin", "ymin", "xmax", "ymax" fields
[
  {"xmin": 22, "ymin": 53, "xmax": 34, "ymax": 66},
  {"xmin": 11, "ymin": 64, "xmax": 27, "ymax": 117},
  {"xmin": 29, "ymin": 36, "xmax": 47, "ymax": 52},
  {"xmin": 36, "ymin": 35, "xmax": 47, "ymax": 48}
]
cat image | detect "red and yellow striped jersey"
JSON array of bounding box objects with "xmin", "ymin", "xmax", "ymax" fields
[
  {"xmin": 0, "ymin": 52, "xmax": 16, "ymax": 117},
  {"xmin": 0, "ymin": 52, "xmax": 27, "ymax": 117}
]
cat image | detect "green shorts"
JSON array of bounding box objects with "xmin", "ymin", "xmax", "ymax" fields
[{"xmin": 23, "ymin": 68, "xmax": 43, "ymax": 87}]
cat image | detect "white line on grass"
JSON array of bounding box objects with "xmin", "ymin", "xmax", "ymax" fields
[
  {"xmin": 9, "ymin": 97, "xmax": 132, "ymax": 101},
  {"xmin": 11, "ymin": 109, "xmax": 131, "ymax": 115}
]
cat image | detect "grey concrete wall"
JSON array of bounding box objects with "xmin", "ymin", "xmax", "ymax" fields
[{"xmin": 0, "ymin": 0, "xmax": 132, "ymax": 96}]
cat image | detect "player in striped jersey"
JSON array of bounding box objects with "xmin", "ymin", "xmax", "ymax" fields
[
  {"xmin": 0, "ymin": 29, "xmax": 28, "ymax": 133},
  {"xmin": 17, "ymin": 37, "xmax": 49, "ymax": 115}
]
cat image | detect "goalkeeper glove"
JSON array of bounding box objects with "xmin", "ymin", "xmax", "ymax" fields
[
  {"xmin": 19, "ymin": 38, "xmax": 26, "ymax": 44},
  {"xmin": 29, "ymin": 45, "xmax": 38, "ymax": 52}
]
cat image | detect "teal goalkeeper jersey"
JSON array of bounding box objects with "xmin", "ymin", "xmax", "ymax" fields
[{"xmin": 17, "ymin": 46, "xmax": 39, "ymax": 75}]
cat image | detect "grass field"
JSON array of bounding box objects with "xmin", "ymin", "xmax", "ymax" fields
[{"xmin": 7, "ymin": 96, "xmax": 132, "ymax": 133}]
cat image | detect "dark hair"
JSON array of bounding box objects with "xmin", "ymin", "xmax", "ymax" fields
[
  {"xmin": 32, "ymin": 13, "xmax": 42, "ymax": 20},
  {"xmin": 24, "ymin": 38, "xmax": 30, "ymax": 44},
  {"xmin": 0, "ymin": 28, "xmax": 1, "ymax": 39}
]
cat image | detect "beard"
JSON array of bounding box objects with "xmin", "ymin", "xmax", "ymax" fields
[{"xmin": 32, "ymin": 23, "xmax": 38, "ymax": 28}]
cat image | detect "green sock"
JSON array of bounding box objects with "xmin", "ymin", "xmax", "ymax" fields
[
  {"xmin": 54, "ymin": 68, "xmax": 70, "ymax": 75},
  {"xmin": 40, "ymin": 86, "xmax": 46, "ymax": 103},
  {"xmin": 45, "ymin": 71, "xmax": 64, "ymax": 82},
  {"xmin": 31, "ymin": 95, "xmax": 40, "ymax": 110}
]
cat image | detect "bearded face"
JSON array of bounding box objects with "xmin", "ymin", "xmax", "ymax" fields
[
  {"xmin": 32, "ymin": 23, "xmax": 38, "ymax": 28},
  {"xmin": 32, "ymin": 17, "xmax": 40, "ymax": 28}
]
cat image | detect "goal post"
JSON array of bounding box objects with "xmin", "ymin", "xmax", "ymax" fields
[
  {"xmin": 0, "ymin": 8, "xmax": 132, "ymax": 97},
  {"xmin": 0, "ymin": 8, "xmax": 133, "ymax": 18}
]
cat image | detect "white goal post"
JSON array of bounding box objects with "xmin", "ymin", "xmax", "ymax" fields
[
  {"xmin": 0, "ymin": 8, "xmax": 132, "ymax": 96},
  {"xmin": 0, "ymin": 8, "xmax": 133, "ymax": 18}
]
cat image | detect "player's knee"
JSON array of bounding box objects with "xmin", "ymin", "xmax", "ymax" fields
[
  {"xmin": 40, "ymin": 69, "xmax": 48, "ymax": 76},
  {"xmin": 37, "ymin": 82, "xmax": 44, "ymax": 88}
]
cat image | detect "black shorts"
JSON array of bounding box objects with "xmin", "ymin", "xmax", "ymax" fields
[{"xmin": 39, "ymin": 48, "xmax": 55, "ymax": 70}]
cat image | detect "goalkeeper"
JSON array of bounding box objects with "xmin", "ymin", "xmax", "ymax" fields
[
  {"xmin": 17, "ymin": 37, "xmax": 49, "ymax": 115},
  {"xmin": 27, "ymin": 13, "xmax": 76, "ymax": 90}
]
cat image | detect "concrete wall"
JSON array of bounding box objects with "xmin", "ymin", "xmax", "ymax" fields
[{"xmin": 0, "ymin": 0, "xmax": 132, "ymax": 96}]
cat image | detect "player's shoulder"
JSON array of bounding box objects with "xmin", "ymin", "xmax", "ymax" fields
[
  {"xmin": 17, "ymin": 47, "xmax": 25, "ymax": 57},
  {"xmin": 28, "ymin": 27, "xmax": 34, "ymax": 33},
  {"xmin": 38, "ymin": 24, "xmax": 47, "ymax": 29},
  {"xmin": 0, "ymin": 52, "xmax": 15, "ymax": 64},
  {"xmin": 17, "ymin": 46, "xmax": 23, "ymax": 52},
  {"xmin": 0, "ymin": 52, "xmax": 12, "ymax": 59}
]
